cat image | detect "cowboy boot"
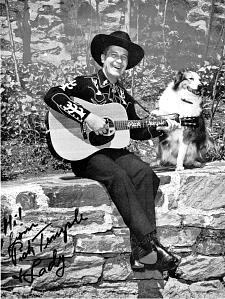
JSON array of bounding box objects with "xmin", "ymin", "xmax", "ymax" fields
[
  {"xmin": 130, "ymin": 232, "xmax": 180, "ymax": 272},
  {"xmin": 130, "ymin": 233, "xmax": 145, "ymax": 270},
  {"xmin": 130, "ymin": 232, "xmax": 157, "ymax": 270},
  {"xmin": 146, "ymin": 232, "xmax": 181, "ymax": 272}
]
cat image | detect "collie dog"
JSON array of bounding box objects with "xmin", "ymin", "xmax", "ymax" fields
[{"xmin": 152, "ymin": 70, "xmax": 209, "ymax": 171}]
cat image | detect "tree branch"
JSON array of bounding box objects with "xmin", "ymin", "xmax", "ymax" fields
[{"xmin": 5, "ymin": 0, "xmax": 21, "ymax": 86}]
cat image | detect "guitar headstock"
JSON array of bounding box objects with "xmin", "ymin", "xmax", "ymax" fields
[
  {"xmin": 156, "ymin": 114, "xmax": 199, "ymax": 128},
  {"xmin": 180, "ymin": 117, "xmax": 199, "ymax": 127}
]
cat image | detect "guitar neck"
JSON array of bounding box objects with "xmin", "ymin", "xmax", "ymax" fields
[{"xmin": 114, "ymin": 118, "xmax": 167, "ymax": 130}]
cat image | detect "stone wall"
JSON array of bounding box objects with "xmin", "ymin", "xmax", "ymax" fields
[
  {"xmin": 1, "ymin": 0, "xmax": 225, "ymax": 66},
  {"xmin": 1, "ymin": 161, "xmax": 225, "ymax": 298}
]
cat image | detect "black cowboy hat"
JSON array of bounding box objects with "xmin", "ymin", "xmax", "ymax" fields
[{"xmin": 90, "ymin": 31, "xmax": 144, "ymax": 70}]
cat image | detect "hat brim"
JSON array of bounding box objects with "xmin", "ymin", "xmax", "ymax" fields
[{"xmin": 91, "ymin": 34, "xmax": 144, "ymax": 70}]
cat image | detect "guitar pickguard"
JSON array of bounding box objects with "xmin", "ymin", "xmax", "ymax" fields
[
  {"xmin": 89, "ymin": 132, "xmax": 114, "ymax": 146},
  {"xmin": 88, "ymin": 117, "xmax": 115, "ymax": 146}
]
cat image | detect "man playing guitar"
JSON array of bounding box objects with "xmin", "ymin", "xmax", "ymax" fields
[{"xmin": 44, "ymin": 31, "xmax": 180, "ymax": 271}]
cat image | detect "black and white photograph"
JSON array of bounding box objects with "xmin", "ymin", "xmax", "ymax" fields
[{"xmin": 1, "ymin": 0, "xmax": 225, "ymax": 298}]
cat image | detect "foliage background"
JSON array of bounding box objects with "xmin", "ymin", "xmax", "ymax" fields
[{"xmin": 1, "ymin": 0, "xmax": 225, "ymax": 181}]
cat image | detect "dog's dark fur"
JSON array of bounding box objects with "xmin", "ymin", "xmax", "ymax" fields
[{"xmin": 153, "ymin": 70, "xmax": 210, "ymax": 170}]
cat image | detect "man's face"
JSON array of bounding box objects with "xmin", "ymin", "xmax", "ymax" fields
[{"xmin": 101, "ymin": 45, "xmax": 128, "ymax": 82}]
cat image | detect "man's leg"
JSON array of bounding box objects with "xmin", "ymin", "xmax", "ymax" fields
[
  {"xmin": 115, "ymin": 151, "xmax": 159, "ymax": 232},
  {"xmin": 71, "ymin": 150, "xmax": 180, "ymax": 270},
  {"xmin": 113, "ymin": 151, "xmax": 159, "ymax": 266},
  {"xmin": 113, "ymin": 150, "xmax": 180, "ymax": 270},
  {"xmin": 73, "ymin": 152, "xmax": 154, "ymax": 240}
]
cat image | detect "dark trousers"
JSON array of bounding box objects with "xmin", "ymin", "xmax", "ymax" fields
[{"xmin": 71, "ymin": 148, "xmax": 160, "ymax": 242}]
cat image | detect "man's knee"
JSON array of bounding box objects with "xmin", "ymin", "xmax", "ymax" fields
[
  {"xmin": 105, "ymin": 168, "xmax": 133, "ymax": 199},
  {"xmin": 138, "ymin": 163, "xmax": 155, "ymax": 178},
  {"xmin": 111, "ymin": 168, "xmax": 130, "ymax": 185},
  {"xmin": 137, "ymin": 164, "xmax": 160, "ymax": 188}
]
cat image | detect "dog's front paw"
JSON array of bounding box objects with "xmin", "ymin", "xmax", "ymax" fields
[{"xmin": 176, "ymin": 165, "xmax": 184, "ymax": 171}]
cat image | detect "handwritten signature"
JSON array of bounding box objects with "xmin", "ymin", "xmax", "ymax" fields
[
  {"xmin": 12, "ymin": 249, "xmax": 65, "ymax": 283},
  {"xmin": 3, "ymin": 207, "xmax": 88, "ymax": 283}
]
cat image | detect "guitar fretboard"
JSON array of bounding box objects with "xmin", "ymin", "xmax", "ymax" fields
[{"xmin": 114, "ymin": 119, "xmax": 167, "ymax": 130}]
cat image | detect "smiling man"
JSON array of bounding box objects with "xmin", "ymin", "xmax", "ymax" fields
[{"xmin": 44, "ymin": 31, "xmax": 180, "ymax": 272}]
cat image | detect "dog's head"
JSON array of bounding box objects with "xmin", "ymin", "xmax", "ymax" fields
[{"xmin": 173, "ymin": 69, "xmax": 202, "ymax": 94}]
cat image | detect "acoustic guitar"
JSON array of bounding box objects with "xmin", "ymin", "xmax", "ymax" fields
[{"xmin": 47, "ymin": 97, "xmax": 198, "ymax": 161}]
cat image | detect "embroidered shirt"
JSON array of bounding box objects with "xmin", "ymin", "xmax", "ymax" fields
[{"xmin": 44, "ymin": 69, "xmax": 160, "ymax": 140}]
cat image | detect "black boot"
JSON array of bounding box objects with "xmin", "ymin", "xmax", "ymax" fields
[
  {"xmin": 130, "ymin": 232, "xmax": 157, "ymax": 270},
  {"xmin": 149, "ymin": 233, "xmax": 181, "ymax": 271},
  {"xmin": 130, "ymin": 232, "xmax": 180, "ymax": 272},
  {"xmin": 130, "ymin": 233, "xmax": 145, "ymax": 270}
]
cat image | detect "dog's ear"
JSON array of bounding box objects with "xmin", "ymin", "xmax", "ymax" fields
[{"xmin": 173, "ymin": 69, "xmax": 186, "ymax": 90}]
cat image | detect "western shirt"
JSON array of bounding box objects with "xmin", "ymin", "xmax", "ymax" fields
[{"xmin": 44, "ymin": 69, "xmax": 161, "ymax": 140}]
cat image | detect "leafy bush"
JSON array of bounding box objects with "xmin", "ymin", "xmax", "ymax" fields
[
  {"xmin": 199, "ymin": 63, "xmax": 225, "ymax": 120},
  {"xmin": 199, "ymin": 62, "xmax": 225, "ymax": 160},
  {"xmin": 1, "ymin": 56, "xmax": 224, "ymax": 181},
  {"xmin": 1, "ymin": 58, "xmax": 73, "ymax": 180}
]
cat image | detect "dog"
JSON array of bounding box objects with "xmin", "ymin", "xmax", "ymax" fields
[{"xmin": 152, "ymin": 69, "xmax": 209, "ymax": 171}]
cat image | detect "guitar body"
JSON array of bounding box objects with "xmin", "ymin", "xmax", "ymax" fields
[{"xmin": 48, "ymin": 98, "xmax": 130, "ymax": 161}]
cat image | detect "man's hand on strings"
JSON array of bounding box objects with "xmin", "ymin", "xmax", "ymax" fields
[
  {"xmin": 84, "ymin": 113, "xmax": 109, "ymax": 135},
  {"xmin": 151, "ymin": 110, "xmax": 181, "ymax": 132},
  {"xmin": 157, "ymin": 118, "xmax": 181, "ymax": 132}
]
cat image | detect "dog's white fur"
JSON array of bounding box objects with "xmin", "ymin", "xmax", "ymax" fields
[{"xmin": 153, "ymin": 70, "xmax": 208, "ymax": 171}]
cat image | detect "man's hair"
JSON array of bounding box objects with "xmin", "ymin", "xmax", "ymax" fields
[{"xmin": 102, "ymin": 46, "xmax": 111, "ymax": 56}]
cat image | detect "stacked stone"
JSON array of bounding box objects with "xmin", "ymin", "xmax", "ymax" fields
[
  {"xmin": 1, "ymin": 161, "xmax": 225, "ymax": 298},
  {"xmin": 1, "ymin": 1, "xmax": 225, "ymax": 65}
]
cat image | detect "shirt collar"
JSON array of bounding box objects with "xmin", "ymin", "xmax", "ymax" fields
[
  {"xmin": 97, "ymin": 69, "xmax": 110, "ymax": 87},
  {"xmin": 97, "ymin": 69, "xmax": 120, "ymax": 88}
]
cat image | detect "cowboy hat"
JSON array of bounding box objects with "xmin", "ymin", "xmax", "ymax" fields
[{"xmin": 90, "ymin": 31, "xmax": 144, "ymax": 70}]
